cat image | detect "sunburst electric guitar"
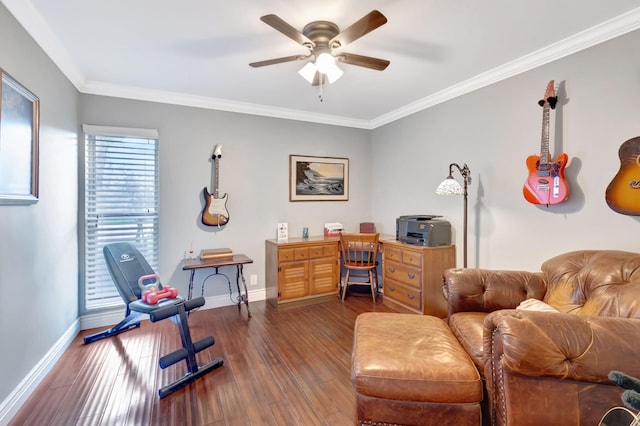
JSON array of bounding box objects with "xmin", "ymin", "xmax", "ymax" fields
[
  {"xmin": 201, "ymin": 144, "xmax": 229, "ymax": 227},
  {"xmin": 523, "ymin": 80, "xmax": 570, "ymax": 206},
  {"xmin": 605, "ymin": 136, "xmax": 640, "ymax": 216}
]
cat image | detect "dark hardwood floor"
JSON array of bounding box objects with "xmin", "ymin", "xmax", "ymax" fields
[{"xmin": 10, "ymin": 295, "xmax": 397, "ymax": 426}]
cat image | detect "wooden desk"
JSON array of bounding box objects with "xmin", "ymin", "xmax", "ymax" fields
[
  {"xmin": 182, "ymin": 254, "xmax": 253, "ymax": 317},
  {"xmin": 265, "ymin": 234, "xmax": 396, "ymax": 310}
]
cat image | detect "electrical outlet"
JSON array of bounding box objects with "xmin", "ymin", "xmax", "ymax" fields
[{"xmin": 250, "ymin": 274, "xmax": 258, "ymax": 286}]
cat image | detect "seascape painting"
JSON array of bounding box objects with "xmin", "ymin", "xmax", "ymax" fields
[
  {"xmin": 289, "ymin": 155, "xmax": 349, "ymax": 201},
  {"xmin": 0, "ymin": 69, "xmax": 39, "ymax": 204}
]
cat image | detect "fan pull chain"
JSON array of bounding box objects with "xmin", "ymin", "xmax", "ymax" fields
[{"xmin": 318, "ymin": 73, "xmax": 324, "ymax": 102}]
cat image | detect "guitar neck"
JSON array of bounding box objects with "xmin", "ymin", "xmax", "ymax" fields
[
  {"xmin": 539, "ymin": 104, "xmax": 551, "ymax": 165},
  {"xmin": 214, "ymin": 158, "xmax": 220, "ymax": 199}
]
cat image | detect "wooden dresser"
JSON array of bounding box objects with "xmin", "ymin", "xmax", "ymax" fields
[
  {"xmin": 265, "ymin": 236, "xmax": 340, "ymax": 309},
  {"xmin": 381, "ymin": 240, "xmax": 456, "ymax": 317}
]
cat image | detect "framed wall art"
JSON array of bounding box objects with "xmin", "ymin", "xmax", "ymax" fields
[
  {"xmin": 289, "ymin": 155, "xmax": 349, "ymax": 202},
  {"xmin": 0, "ymin": 69, "xmax": 40, "ymax": 205}
]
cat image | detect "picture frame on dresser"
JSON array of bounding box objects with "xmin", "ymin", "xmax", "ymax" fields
[
  {"xmin": 289, "ymin": 155, "xmax": 349, "ymax": 201},
  {"xmin": 0, "ymin": 69, "xmax": 40, "ymax": 205}
]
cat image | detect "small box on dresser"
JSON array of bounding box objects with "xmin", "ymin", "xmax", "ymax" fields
[{"xmin": 382, "ymin": 240, "xmax": 455, "ymax": 317}]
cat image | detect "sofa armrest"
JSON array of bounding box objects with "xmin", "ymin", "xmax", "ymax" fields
[
  {"xmin": 443, "ymin": 268, "xmax": 546, "ymax": 315},
  {"xmin": 484, "ymin": 310, "xmax": 640, "ymax": 382}
]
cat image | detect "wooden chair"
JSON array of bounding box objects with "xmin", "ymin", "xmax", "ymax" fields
[{"xmin": 339, "ymin": 233, "xmax": 380, "ymax": 303}]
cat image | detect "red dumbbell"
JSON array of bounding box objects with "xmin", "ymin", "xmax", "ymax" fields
[{"xmin": 144, "ymin": 286, "xmax": 178, "ymax": 305}]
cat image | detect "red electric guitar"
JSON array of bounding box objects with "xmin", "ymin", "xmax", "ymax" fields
[
  {"xmin": 201, "ymin": 144, "xmax": 229, "ymax": 227},
  {"xmin": 523, "ymin": 80, "xmax": 570, "ymax": 206}
]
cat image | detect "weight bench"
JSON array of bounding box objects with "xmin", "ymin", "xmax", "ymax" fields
[{"xmin": 83, "ymin": 242, "xmax": 223, "ymax": 398}]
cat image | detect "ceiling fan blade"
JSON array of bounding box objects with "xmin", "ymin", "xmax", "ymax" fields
[
  {"xmin": 329, "ymin": 10, "xmax": 387, "ymax": 48},
  {"xmin": 260, "ymin": 14, "xmax": 314, "ymax": 48},
  {"xmin": 249, "ymin": 55, "xmax": 308, "ymax": 67},
  {"xmin": 337, "ymin": 53, "xmax": 390, "ymax": 71}
]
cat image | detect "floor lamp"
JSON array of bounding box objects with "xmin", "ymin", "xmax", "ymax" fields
[{"xmin": 435, "ymin": 163, "xmax": 471, "ymax": 268}]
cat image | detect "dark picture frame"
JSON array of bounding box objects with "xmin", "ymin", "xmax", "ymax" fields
[
  {"xmin": 289, "ymin": 155, "xmax": 349, "ymax": 202},
  {"xmin": 0, "ymin": 69, "xmax": 40, "ymax": 205}
]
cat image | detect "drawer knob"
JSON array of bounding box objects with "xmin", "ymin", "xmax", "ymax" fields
[
  {"xmin": 407, "ymin": 273, "xmax": 415, "ymax": 279},
  {"xmin": 389, "ymin": 267, "xmax": 396, "ymax": 273},
  {"xmin": 407, "ymin": 294, "xmax": 415, "ymax": 300},
  {"xmin": 388, "ymin": 286, "xmax": 396, "ymax": 292}
]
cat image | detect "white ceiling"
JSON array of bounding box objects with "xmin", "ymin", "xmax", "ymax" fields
[{"xmin": 4, "ymin": 0, "xmax": 640, "ymax": 128}]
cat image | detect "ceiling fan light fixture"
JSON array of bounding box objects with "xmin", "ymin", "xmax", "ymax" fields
[
  {"xmin": 314, "ymin": 51, "xmax": 343, "ymax": 84},
  {"xmin": 298, "ymin": 62, "xmax": 317, "ymax": 84}
]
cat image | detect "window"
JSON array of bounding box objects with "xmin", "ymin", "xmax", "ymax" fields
[{"xmin": 81, "ymin": 125, "xmax": 159, "ymax": 312}]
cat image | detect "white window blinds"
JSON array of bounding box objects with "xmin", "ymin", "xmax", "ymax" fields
[{"xmin": 83, "ymin": 126, "xmax": 159, "ymax": 310}]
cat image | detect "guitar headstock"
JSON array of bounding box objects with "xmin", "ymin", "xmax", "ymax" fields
[
  {"xmin": 537, "ymin": 80, "xmax": 558, "ymax": 109},
  {"xmin": 212, "ymin": 144, "xmax": 223, "ymax": 160}
]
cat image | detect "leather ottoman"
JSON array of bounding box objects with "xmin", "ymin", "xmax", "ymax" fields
[{"xmin": 352, "ymin": 312, "xmax": 482, "ymax": 426}]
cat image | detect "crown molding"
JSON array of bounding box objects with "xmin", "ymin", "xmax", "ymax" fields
[
  {"xmin": 370, "ymin": 6, "xmax": 640, "ymax": 128},
  {"xmin": 3, "ymin": 1, "xmax": 640, "ymax": 129},
  {"xmin": 81, "ymin": 80, "xmax": 373, "ymax": 129}
]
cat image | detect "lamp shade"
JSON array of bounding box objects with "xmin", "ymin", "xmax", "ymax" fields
[
  {"xmin": 436, "ymin": 177, "xmax": 464, "ymax": 195},
  {"xmin": 324, "ymin": 62, "xmax": 344, "ymax": 83},
  {"xmin": 298, "ymin": 62, "xmax": 316, "ymax": 84}
]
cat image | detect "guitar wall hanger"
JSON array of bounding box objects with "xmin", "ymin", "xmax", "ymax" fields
[{"xmin": 538, "ymin": 96, "xmax": 558, "ymax": 109}]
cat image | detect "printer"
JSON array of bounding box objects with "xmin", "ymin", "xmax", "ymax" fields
[{"xmin": 396, "ymin": 215, "xmax": 451, "ymax": 246}]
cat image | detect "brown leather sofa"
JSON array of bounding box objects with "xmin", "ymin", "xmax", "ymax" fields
[{"xmin": 443, "ymin": 250, "xmax": 640, "ymax": 426}]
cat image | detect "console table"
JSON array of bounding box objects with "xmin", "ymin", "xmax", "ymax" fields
[{"xmin": 182, "ymin": 254, "xmax": 253, "ymax": 317}]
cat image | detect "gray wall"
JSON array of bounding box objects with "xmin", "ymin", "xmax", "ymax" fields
[
  {"xmin": 79, "ymin": 96, "xmax": 373, "ymax": 305},
  {"xmin": 371, "ymin": 29, "xmax": 640, "ymax": 269},
  {"xmin": 0, "ymin": 2, "xmax": 79, "ymax": 411}
]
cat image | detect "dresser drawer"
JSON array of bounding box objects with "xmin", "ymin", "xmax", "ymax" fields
[
  {"xmin": 279, "ymin": 248, "xmax": 294, "ymax": 262},
  {"xmin": 308, "ymin": 245, "xmax": 325, "ymax": 259},
  {"xmin": 384, "ymin": 279, "xmax": 422, "ymax": 311},
  {"xmin": 279, "ymin": 247, "xmax": 309, "ymax": 262},
  {"xmin": 323, "ymin": 243, "xmax": 337, "ymax": 257},
  {"xmin": 385, "ymin": 260, "xmax": 421, "ymax": 288},
  {"xmin": 385, "ymin": 246, "xmax": 403, "ymax": 262},
  {"xmin": 401, "ymin": 249, "xmax": 422, "ymax": 267}
]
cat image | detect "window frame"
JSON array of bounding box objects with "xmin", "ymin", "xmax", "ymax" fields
[{"xmin": 80, "ymin": 125, "xmax": 160, "ymax": 314}]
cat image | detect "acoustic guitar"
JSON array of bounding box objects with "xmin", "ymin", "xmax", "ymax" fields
[
  {"xmin": 599, "ymin": 406, "xmax": 640, "ymax": 426},
  {"xmin": 201, "ymin": 144, "xmax": 229, "ymax": 227},
  {"xmin": 523, "ymin": 80, "xmax": 570, "ymax": 206},
  {"xmin": 605, "ymin": 136, "xmax": 640, "ymax": 216}
]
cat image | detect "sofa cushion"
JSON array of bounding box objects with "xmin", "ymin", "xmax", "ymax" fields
[
  {"xmin": 542, "ymin": 250, "xmax": 640, "ymax": 317},
  {"xmin": 448, "ymin": 312, "xmax": 488, "ymax": 375}
]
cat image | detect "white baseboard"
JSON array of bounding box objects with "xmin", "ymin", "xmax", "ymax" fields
[
  {"xmin": 0, "ymin": 288, "xmax": 266, "ymax": 426},
  {"xmin": 0, "ymin": 319, "xmax": 79, "ymax": 426}
]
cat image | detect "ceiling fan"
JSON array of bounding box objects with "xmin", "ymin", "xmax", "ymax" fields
[{"xmin": 249, "ymin": 10, "xmax": 390, "ymax": 88}]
